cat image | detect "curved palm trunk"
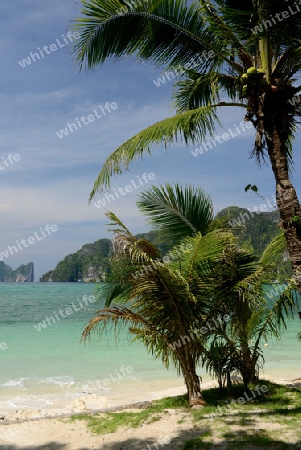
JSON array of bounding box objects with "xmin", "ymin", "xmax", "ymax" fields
[
  {"xmin": 178, "ymin": 350, "xmax": 205, "ymax": 407},
  {"xmin": 266, "ymin": 128, "xmax": 301, "ymax": 293},
  {"xmin": 258, "ymin": 92, "xmax": 301, "ymax": 295}
]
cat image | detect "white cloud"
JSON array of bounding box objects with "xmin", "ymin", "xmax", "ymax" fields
[{"xmin": 13, "ymin": 90, "xmax": 74, "ymax": 103}]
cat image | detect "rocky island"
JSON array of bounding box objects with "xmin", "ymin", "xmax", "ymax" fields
[{"xmin": 0, "ymin": 262, "xmax": 34, "ymax": 282}]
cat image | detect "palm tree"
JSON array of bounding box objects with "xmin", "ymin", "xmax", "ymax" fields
[
  {"xmin": 83, "ymin": 183, "xmax": 235, "ymax": 406},
  {"xmin": 201, "ymin": 236, "xmax": 297, "ymax": 390},
  {"xmin": 82, "ymin": 209, "xmax": 230, "ymax": 406},
  {"xmin": 72, "ymin": 0, "xmax": 301, "ymax": 294}
]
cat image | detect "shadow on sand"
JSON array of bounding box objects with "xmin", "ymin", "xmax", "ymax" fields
[{"xmin": 1, "ymin": 428, "xmax": 301, "ymax": 450}]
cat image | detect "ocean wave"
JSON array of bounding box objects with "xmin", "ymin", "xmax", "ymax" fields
[
  {"xmin": 1, "ymin": 378, "xmax": 29, "ymax": 388},
  {"xmin": 38, "ymin": 376, "xmax": 75, "ymax": 386}
]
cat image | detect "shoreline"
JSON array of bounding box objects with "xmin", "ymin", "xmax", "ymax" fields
[
  {"xmin": 0, "ymin": 376, "xmax": 300, "ymax": 449},
  {"xmin": 1, "ymin": 375, "xmax": 300, "ymax": 424}
]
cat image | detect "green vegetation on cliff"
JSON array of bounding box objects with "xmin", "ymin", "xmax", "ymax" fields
[
  {"xmin": 217, "ymin": 206, "xmax": 292, "ymax": 280},
  {"xmin": 40, "ymin": 207, "xmax": 292, "ymax": 282},
  {"xmin": 217, "ymin": 206, "xmax": 280, "ymax": 256},
  {"xmin": 40, "ymin": 239, "xmax": 111, "ymax": 282}
]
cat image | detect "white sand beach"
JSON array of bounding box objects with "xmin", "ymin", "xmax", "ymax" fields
[{"xmin": 1, "ymin": 376, "xmax": 300, "ymax": 449}]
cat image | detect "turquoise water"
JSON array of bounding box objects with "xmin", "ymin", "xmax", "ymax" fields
[{"xmin": 0, "ymin": 283, "xmax": 300, "ymax": 412}]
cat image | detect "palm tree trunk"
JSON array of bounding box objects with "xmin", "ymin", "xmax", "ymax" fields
[
  {"xmin": 239, "ymin": 346, "xmax": 257, "ymax": 389},
  {"xmin": 178, "ymin": 351, "xmax": 205, "ymax": 407},
  {"xmin": 265, "ymin": 126, "xmax": 301, "ymax": 294},
  {"xmin": 226, "ymin": 371, "xmax": 232, "ymax": 395},
  {"xmin": 183, "ymin": 368, "xmax": 205, "ymax": 407}
]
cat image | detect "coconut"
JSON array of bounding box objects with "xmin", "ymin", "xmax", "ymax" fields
[
  {"xmin": 247, "ymin": 66, "xmax": 257, "ymax": 74},
  {"xmin": 242, "ymin": 85, "xmax": 248, "ymax": 96}
]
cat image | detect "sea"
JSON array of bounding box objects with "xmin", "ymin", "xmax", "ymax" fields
[{"xmin": 0, "ymin": 283, "xmax": 300, "ymax": 414}]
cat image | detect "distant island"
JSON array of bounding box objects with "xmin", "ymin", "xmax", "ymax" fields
[
  {"xmin": 0, "ymin": 262, "xmax": 34, "ymax": 282},
  {"xmin": 40, "ymin": 206, "xmax": 292, "ymax": 282},
  {"xmin": 39, "ymin": 231, "xmax": 169, "ymax": 282},
  {"xmin": 40, "ymin": 239, "xmax": 111, "ymax": 282}
]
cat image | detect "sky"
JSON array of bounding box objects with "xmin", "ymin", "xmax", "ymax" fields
[{"xmin": 1, "ymin": 1, "xmax": 301, "ymax": 281}]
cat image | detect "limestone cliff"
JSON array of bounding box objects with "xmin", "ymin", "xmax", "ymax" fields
[
  {"xmin": 39, "ymin": 239, "xmax": 111, "ymax": 282},
  {"xmin": 0, "ymin": 262, "xmax": 34, "ymax": 282}
]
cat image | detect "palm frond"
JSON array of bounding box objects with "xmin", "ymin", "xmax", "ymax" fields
[
  {"xmin": 213, "ymin": 0, "xmax": 258, "ymax": 42},
  {"xmin": 81, "ymin": 305, "xmax": 149, "ymax": 341},
  {"xmin": 105, "ymin": 211, "xmax": 133, "ymax": 236},
  {"xmin": 199, "ymin": 0, "xmax": 253, "ymax": 68},
  {"xmin": 259, "ymin": 230, "xmax": 286, "ymax": 269},
  {"xmin": 135, "ymin": 238, "xmax": 162, "ymax": 260},
  {"xmin": 72, "ymin": 0, "xmax": 242, "ymax": 72},
  {"xmin": 269, "ymin": 284, "xmax": 297, "ymax": 327},
  {"xmin": 177, "ymin": 231, "xmax": 232, "ymax": 283},
  {"xmin": 235, "ymin": 0, "xmax": 301, "ymax": 49},
  {"xmin": 219, "ymin": 243, "xmax": 259, "ymax": 288},
  {"xmin": 89, "ymin": 106, "xmax": 220, "ymax": 196},
  {"xmin": 247, "ymin": 308, "xmax": 280, "ymax": 344},
  {"xmin": 174, "ymin": 71, "xmax": 242, "ymax": 113},
  {"xmin": 95, "ymin": 282, "xmax": 132, "ymax": 308},
  {"xmin": 273, "ymin": 46, "xmax": 301, "ymax": 82},
  {"xmin": 137, "ymin": 183, "xmax": 214, "ymax": 240}
]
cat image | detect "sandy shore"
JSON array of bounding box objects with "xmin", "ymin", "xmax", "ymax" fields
[{"xmin": 1, "ymin": 376, "xmax": 300, "ymax": 449}]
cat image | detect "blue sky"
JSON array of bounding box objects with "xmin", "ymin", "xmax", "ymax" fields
[{"xmin": 1, "ymin": 1, "xmax": 301, "ymax": 280}]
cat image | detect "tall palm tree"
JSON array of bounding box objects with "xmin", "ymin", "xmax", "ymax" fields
[{"xmin": 72, "ymin": 0, "xmax": 301, "ymax": 294}]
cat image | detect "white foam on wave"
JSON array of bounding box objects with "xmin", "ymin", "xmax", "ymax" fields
[
  {"xmin": 2, "ymin": 395, "xmax": 53, "ymax": 409},
  {"xmin": 38, "ymin": 375, "xmax": 75, "ymax": 386},
  {"xmin": 1, "ymin": 378, "xmax": 29, "ymax": 388}
]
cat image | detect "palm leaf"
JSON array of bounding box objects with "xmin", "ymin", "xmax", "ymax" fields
[
  {"xmin": 81, "ymin": 305, "xmax": 149, "ymax": 341},
  {"xmin": 176, "ymin": 231, "xmax": 232, "ymax": 282},
  {"xmin": 136, "ymin": 182, "xmax": 214, "ymax": 240},
  {"xmin": 199, "ymin": 0, "xmax": 253, "ymax": 68},
  {"xmin": 105, "ymin": 211, "xmax": 133, "ymax": 236},
  {"xmin": 213, "ymin": 0, "xmax": 257, "ymax": 42},
  {"xmin": 259, "ymin": 230, "xmax": 287, "ymax": 270},
  {"xmin": 272, "ymin": 46, "xmax": 301, "ymax": 82},
  {"xmin": 89, "ymin": 106, "xmax": 220, "ymax": 195},
  {"xmin": 174, "ymin": 71, "xmax": 242, "ymax": 113},
  {"xmin": 72, "ymin": 0, "xmax": 242, "ymax": 72}
]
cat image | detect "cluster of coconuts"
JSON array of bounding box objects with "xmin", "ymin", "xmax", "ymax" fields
[{"xmin": 240, "ymin": 67, "xmax": 268, "ymax": 97}]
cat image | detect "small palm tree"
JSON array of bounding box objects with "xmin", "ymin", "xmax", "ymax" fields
[
  {"xmin": 201, "ymin": 235, "xmax": 297, "ymax": 389},
  {"xmin": 72, "ymin": 0, "xmax": 301, "ymax": 295},
  {"xmin": 82, "ymin": 210, "xmax": 230, "ymax": 406},
  {"xmin": 202, "ymin": 338, "xmax": 239, "ymax": 392}
]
